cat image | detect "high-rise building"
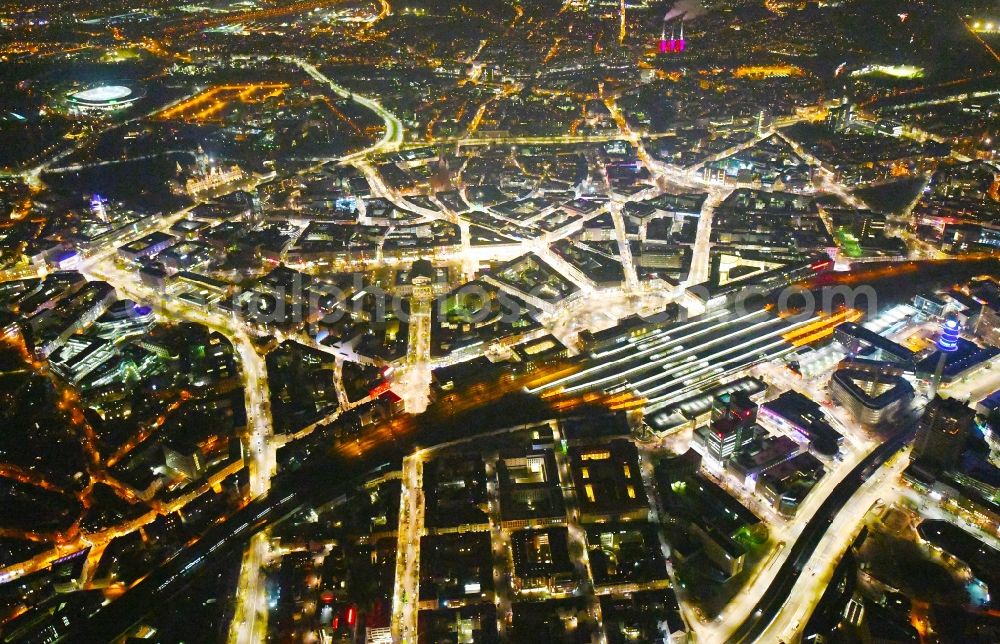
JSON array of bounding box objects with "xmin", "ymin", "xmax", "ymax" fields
[
  {"xmin": 712, "ymin": 391, "xmax": 756, "ymax": 423},
  {"xmin": 700, "ymin": 392, "xmax": 758, "ymax": 461},
  {"xmin": 912, "ymin": 395, "xmax": 975, "ymax": 472},
  {"xmin": 827, "ymin": 98, "xmax": 854, "ymax": 132}
]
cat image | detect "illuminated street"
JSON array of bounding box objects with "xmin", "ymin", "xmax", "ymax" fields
[
  {"xmin": 756, "ymin": 449, "xmax": 911, "ymax": 643},
  {"xmin": 1, "ymin": 1, "xmax": 1000, "ymax": 642}
]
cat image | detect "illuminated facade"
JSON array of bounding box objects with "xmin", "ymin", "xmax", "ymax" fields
[
  {"xmin": 659, "ymin": 21, "xmax": 686, "ymax": 54},
  {"xmin": 65, "ymin": 83, "xmax": 144, "ymax": 113},
  {"xmin": 937, "ymin": 318, "xmax": 961, "ymax": 353}
]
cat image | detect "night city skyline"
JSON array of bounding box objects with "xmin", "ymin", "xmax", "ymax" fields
[{"xmin": 1, "ymin": 1, "xmax": 1000, "ymax": 643}]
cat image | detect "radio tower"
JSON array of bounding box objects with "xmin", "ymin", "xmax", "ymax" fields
[{"xmin": 932, "ymin": 317, "xmax": 961, "ymax": 395}]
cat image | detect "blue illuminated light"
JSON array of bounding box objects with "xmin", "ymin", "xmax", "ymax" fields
[{"xmin": 937, "ymin": 318, "xmax": 960, "ymax": 352}]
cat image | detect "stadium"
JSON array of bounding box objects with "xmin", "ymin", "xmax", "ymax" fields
[{"xmin": 64, "ymin": 82, "xmax": 144, "ymax": 113}]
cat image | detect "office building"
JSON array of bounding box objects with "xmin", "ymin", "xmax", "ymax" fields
[
  {"xmin": 912, "ymin": 396, "xmax": 975, "ymax": 473},
  {"xmin": 830, "ymin": 363, "xmax": 913, "ymax": 427},
  {"xmin": 697, "ymin": 391, "xmax": 759, "ymax": 462}
]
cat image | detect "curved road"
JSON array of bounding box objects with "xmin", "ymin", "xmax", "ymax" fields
[
  {"xmin": 725, "ymin": 427, "xmax": 913, "ymax": 643},
  {"xmin": 282, "ymin": 56, "xmax": 404, "ymax": 160}
]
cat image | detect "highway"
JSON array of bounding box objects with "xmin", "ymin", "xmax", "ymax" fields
[
  {"xmin": 724, "ymin": 426, "xmax": 914, "ymax": 644},
  {"xmin": 285, "ymin": 56, "xmax": 404, "ymax": 159},
  {"xmin": 688, "ymin": 418, "xmax": 875, "ymax": 642},
  {"xmin": 756, "ymin": 449, "xmax": 910, "ymax": 642}
]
